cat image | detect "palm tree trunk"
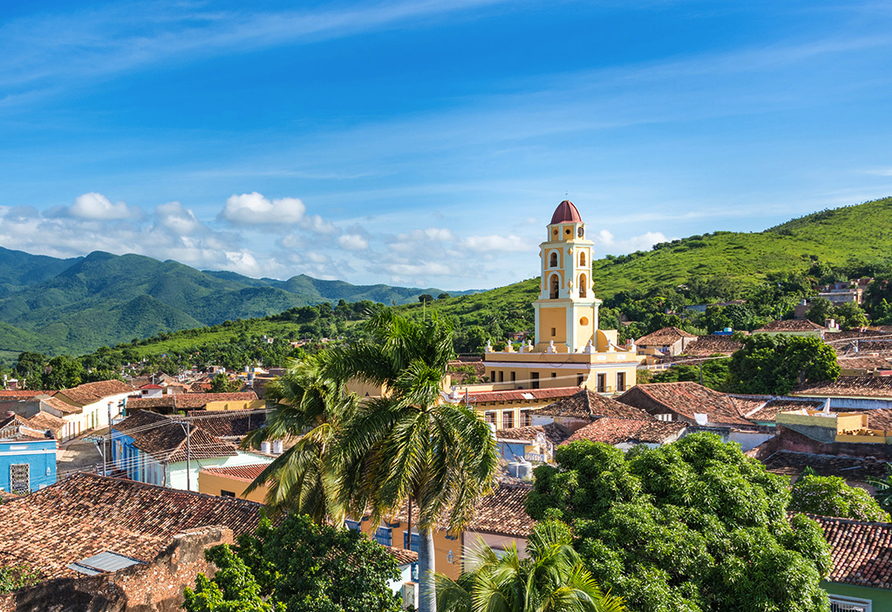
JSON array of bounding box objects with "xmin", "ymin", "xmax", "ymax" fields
[{"xmin": 417, "ymin": 527, "xmax": 437, "ymax": 612}]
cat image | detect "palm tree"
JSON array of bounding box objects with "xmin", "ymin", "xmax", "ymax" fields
[
  {"xmin": 242, "ymin": 351, "xmax": 357, "ymax": 520},
  {"xmin": 435, "ymin": 520, "xmax": 626, "ymax": 612},
  {"xmin": 868, "ymin": 463, "xmax": 892, "ymax": 512},
  {"xmin": 328, "ymin": 310, "xmax": 500, "ymax": 612}
]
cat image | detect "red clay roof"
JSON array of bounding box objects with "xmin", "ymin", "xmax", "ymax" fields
[
  {"xmin": 562, "ymin": 417, "xmax": 686, "ymax": 446},
  {"xmin": 495, "ymin": 423, "xmax": 570, "ymax": 446},
  {"xmin": 200, "ymin": 463, "xmax": 268, "ymax": 483},
  {"xmin": 763, "ymin": 451, "xmax": 888, "ymax": 481},
  {"xmin": 795, "ymin": 376, "xmax": 892, "ymax": 399},
  {"xmin": 678, "ymin": 335, "xmax": 743, "ymax": 357},
  {"xmin": 538, "ymin": 388, "xmax": 655, "ymax": 421},
  {"xmin": 0, "ymin": 472, "xmax": 263, "ymax": 579},
  {"xmin": 550, "ymin": 200, "xmax": 582, "ymax": 224},
  {"xmin": 385, "ymin": 545, "xmax": 418, "ymax": 565},
  {"xmin": 811, "ymin": 514, "xmax": 892, "ymax": 589},
  {"xmin": 617, "ymin": 382, "xmax": 753, "ymax": 426},
  {"xmin": 127, "ymin": 392, "xmax": 259, "ymax": 410},
  {"xmin": 729, "ymin": 396, "xmax": 824, "ymax": 422},
  {"xmin": 114, "ymin": 410, "xmax": 238, "ymax": 462},
  {"xmin": 755, "ymin": 319, "xmax": 825, "ymax": 333},
  {"xmin": 56, "ymin": 380, "xmax": 135, "ymax": 406},
  {"xmin": 0, "ymin": 390, "xmax": 56, "ymax": 399},
  {"xmin": 467, "ymin": 386, "xmax": 579, "ymax": 405},
  {"xmin": 466, "ymin": 483, "xmax": 534, "ymax": 538},
  {"xmin": 635, "ymin": 326, "xmax": 697, "ymax": 346}
]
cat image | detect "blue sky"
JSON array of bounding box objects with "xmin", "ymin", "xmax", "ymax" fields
[{"xmin": 1, "ymin": 0, "xmax": 891, "ymax": 290}]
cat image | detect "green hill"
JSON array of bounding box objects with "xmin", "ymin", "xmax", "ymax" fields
[
  {"xmin": 393, "ymin": 196, "xmax": 892, "ymax": 337},
  {"xmin": 0, "ymin": 249, "xmax": 474, "ymax": 355}
]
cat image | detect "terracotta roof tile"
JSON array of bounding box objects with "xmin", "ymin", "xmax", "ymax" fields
[
  {"xmin": 755, "ymin": 319, "xmax": 825, "ymax": 332},
  {"xmin": 795, "ymin": 376, "xmax": 892, "ymax": 399},
  {"xmin": 466, "ymin": 484, "xmax": 534, "ymax": 538},
  {"xmin": 127, "ymin": 392, "xmax": 260, "ymax": 411},
  {"xmin": 56, "ymin": 380, "xmax": 135, "ymax": 407},
  {"xmin": 635, "ymin": 326, "xmax": 697, "ymax": 345},
  {"xmin": 810, "ymin": 514, "xmax": 892, "ymax": 589},
  {"xmin": 41, "ymin": 396, "xmax": 85, "ymax": 414},
  {"xmin": 184, "ymin": 409, "xmax": 267, "ymax": 438},
  {"xmin": 837, "ymin": 356, "xmax": 892, "ymax": 372},
  {"xmin": 729, "ymin": 396, "xmax": 824, "ymax": 422},
  {"xmin": 677, "ymin": 335, "xmax": 743, "ymax": 357},
  {"xmin": 385, "ymin": 545, "xmax": 418, "ymax": 565},
  {"xmin": 617, "ymin": 382, "xmax": 753, "ymax": 426},
  {"xmin": 0, "ymin": 390, "xmax": 56, "ymax": 399},
  {"xmin": 763, "ymin": 451, "xmax": 888, "ymax": 480},
  {"xmin": 536, "ymin": 389, "xmax": 654, "ymax": 420},
  {"xmin": 550, "ymin": 200, "xmax": 582, "ymax": 224},
  {"xmin": 200, "ymin": 463, "xmax": 268, "ymax": 483},
  {"xmin": 467, "ymin": 387, "xmax": 579, "ymax": 405},
  {"xmin": 10, "ymin": 411, "xmax": 66, "ymax": 437},
  {"xmin": 495, "ymin": 423, "xmax": 571, "ymax": 446},
  {"xmin": 114, "ymin": 410, "xmax": 238, "ymax": 462},
  {"xmin": 562, "ymin": 417, "xmax": 686, "ymax": 446},
  {"xmin": 0, "ymin": 472, "xmax": 262, "ymax": 579}
]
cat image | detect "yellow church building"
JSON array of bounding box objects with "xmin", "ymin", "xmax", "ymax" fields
[{"xmin": 479, "ymin": 200, "xmax": 638, "ymax": 395}]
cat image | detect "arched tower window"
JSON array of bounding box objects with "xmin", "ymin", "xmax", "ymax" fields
[
  {"xmin": 550, "ymin": 275, "xmax": 559, "ymax": 299},
  {"xmin": 579, "ymin": 274, "xmax": 587, "ymax": 298},
  {"xmin": 549, "ymin": 252, "xmax": 558, "ymax": 268},
  {"xmin": 579, "ymin": 251, "xmax": 586, "ymax": 267}
]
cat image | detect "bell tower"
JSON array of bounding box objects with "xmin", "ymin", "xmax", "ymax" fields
[{"xmin": 533, "ymin": 200, "xmax": 601, "ymax": 353}]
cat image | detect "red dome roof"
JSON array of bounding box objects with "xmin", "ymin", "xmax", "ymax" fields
[{"xmin": 550, "ymin": 200, "xmax": 582, "ymax": 224}]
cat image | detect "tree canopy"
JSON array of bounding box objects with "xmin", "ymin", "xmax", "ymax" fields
[
  {"xmin": 728, "ymin": 334, "xmax": 839, "ymax": 395},
  {"xmin": 183, "ymin": 513, "xmax": 402, "ymax": 612},
  {"xmin": 525, "ymin": 434, "xmax": 832, "ymax": 612},
  {"xmin": 789, "ymin": 472, "xmax": 890, "ymax": 522}
]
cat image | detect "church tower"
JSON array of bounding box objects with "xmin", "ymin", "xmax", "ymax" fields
[{"xmin": 533, "ymin": 200, "xmax": 601, "ymax": 353}]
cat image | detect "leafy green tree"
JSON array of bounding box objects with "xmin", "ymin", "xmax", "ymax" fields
[
  {"xmin": 651, "ymin": 358, "xmax": 730, "ymax": 391},
  {"xmin": 698, "ymin": 306, "xmax": 731, "ymax": 334},
  {"xmin": 184, "ymin": 514, "xmax": 401, "ymax": 612},
  {"xmin": 728, "ymin": 334, "xmax": 839, "ymax": 395},
  {"xmin": 209, "ymin": 372, "xmax": 241, "ymax": 393},
  {"xmin": 864, "ymin": 274, "xmax": 892, "ymax": 316},
  {"xmin": 805, "ymin": 297, "xmax": 835, "ymax": 326},
  {"xmin": 832, "ymin": 302, "xmax": 869, "ymax": 330},
  {"xmin": 43, "ymin": 355, "xmax": 84, "ymax": 389},
  {"xmin": 790, "ymin": 473, "xmax": 890, "ymax": 521},
  {"xmin": 437, "ymin": 293, "xmax": 451, "ymax": 300},
  {"xmin": 14, "ymin": 352, "xmax": 47, "ymax": 389},
  {"xmin": 525, "ymin": 434, "xmax": 832, "ymax": 612},
  {"xmin": 435, "ymin": 520, "xmax": 626, "ymax": 612},
  {"xmin": 0, "ymin": 563, "xmax": 41, "ymax": 595},
  {"xmin": 419, "ymin": 294, "xmax": 434, "ymax": 304},
  {"xmin": 328, "ymin": 311, "xmax": 499, "ymax": 612}
]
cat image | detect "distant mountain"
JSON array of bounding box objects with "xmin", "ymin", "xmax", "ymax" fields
[{"xmin": 0, "ymin": 249, "xmax": 475, "ymax": 355}]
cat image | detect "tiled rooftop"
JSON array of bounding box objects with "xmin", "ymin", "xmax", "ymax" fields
[
  {"xmin": 562, "ymin": 417, "xmax": 686, "ymax": 446},
  {"xmin": 811, "ymin": 514, "xmax": 892, "ymax": 589},
  {"xmin": 635, "ymin": 326, "xmax": 697, "ymax": 346},
  {"xmin": 495, "ymin": 423, "xmax": 571, "ymax": 446},
  {"xmin": 466, "ymin": 483, "xmax": 534, "ymax": 538},
  {"xmin": 8, "ymin": 411, "xmax": 66, "ymax": 437},
  {"xmin": 762, "ymin": 451, "xmax": 888, "ymax": 481},
  {"xmin": 0, "ymin": 390, "xmax": 56, "ymax": 399},
  {"xmin": 0, "ymin": 472, "xmax": 262, "ymax": 579},
  {"xmin": 837, "ymin": 356, "xmax": 892, "ymax": 372},
  {"xmin": 467, "ymin": 386, "xmax": 579, "ymax": 405},
  {"xmin": 677, "ymin": 335, "xmax": 743, "ymax": 357},
  {"xmin": 795, "ymin": 376, "xmax": 892, "ymax": 399},
  {"xmin": 755, "ymin": 319, "xmax": 825, "ymax": 332},
  {"xmin": 535, "ymin": 389, "xmax": 653, "ymax": 421},
  {"xmin": 729, "ymin": 396, "xmax": 825, "ymax": 422},
  {"xmin": 114, "ymin": 410, "xmax": 238, "ymax": 462},
  {"xmin": 56, "ymin": 380, "xmax": 135, "ymax": 406},
  {"xmin": 200, "ymin": 463, "xmax": 268, "ymax": 483},
  {"xmin": 617, "ymin": 382, "xmax": 753, "ymax": 426},
  {"xmin": 41, "ymin": 395, "xmax": 86, "ymax": 415},
  {"xmin": 385, "ymin": 545, "xmax": 418, "ymax": 565},
  {"xmin": 127, "ymin": 392, "xmax": 260, "ymax": 411}
]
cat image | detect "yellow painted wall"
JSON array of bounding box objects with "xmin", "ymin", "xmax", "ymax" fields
[
  {"xmin": 198, "ymin": 471, "xmax": 269, "ymax": 504},
  {"xmin": 538, "ymin": 306, "xmax": 567, "ymax": 346},
  {"xmin": 371, "ymin": 519, "xmax": 462, "ymax": 580},
  {"xmin": 572, "ymin": 306, "xmax": 595, "ymax": 350},
  {"xmin": 203, "ymin": 399, "xmax": 267, "ymax": 411}
]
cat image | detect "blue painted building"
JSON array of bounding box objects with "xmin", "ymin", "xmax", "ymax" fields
[{"xmin": 0, "ymin": 420, "xmax": 57, "ymax": 493}]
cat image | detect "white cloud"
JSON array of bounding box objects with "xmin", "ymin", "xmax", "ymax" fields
[
  {"xmin": 68, "ymin": 192, "xmax": 137, "ymax": 220},
  {"xmin": 460, "ymin": 234, "xmax": 530, "ymax": 252},
  {"xmin": 595, "ymin": 229, "xmax": 669, "ymax": 254},
  {"xmin": 300, "ymin": 214, "xmax": 338, "ymax": 234},
  {"xmin": 154, "ymin": 201, "xmax": 202, "ymax": 235},
  {"xmin": 338, "ymin": 233, "xmax": 369, "ymax": 251},
  {"xmin": 221, "ymin": 192, "xmax": 306, "ymax": 225}
]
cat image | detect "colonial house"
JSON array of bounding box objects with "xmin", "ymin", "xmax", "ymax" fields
[
  {"xmin": 492, "ymin": 423, "xmax": 570, "ymax": 463},
  {"xmin": 111, "ymin": 410, "xmax": 272, "ymax": 491},
  {"xmin": 41, "ymin": 380, "xmax": 135, "ymax": 441},
  {"xmin": 461, "ymin": 386, "xmax": 579, "ymax": 430},
  {"xmin": 0, "ymin": 418, "xmax": 57, "ymax": 493}
]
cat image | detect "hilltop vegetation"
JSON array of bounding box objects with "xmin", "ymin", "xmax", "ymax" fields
[{"xmin": 0, "ymin": 249, "xmax": 472, "ymax": 356}]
